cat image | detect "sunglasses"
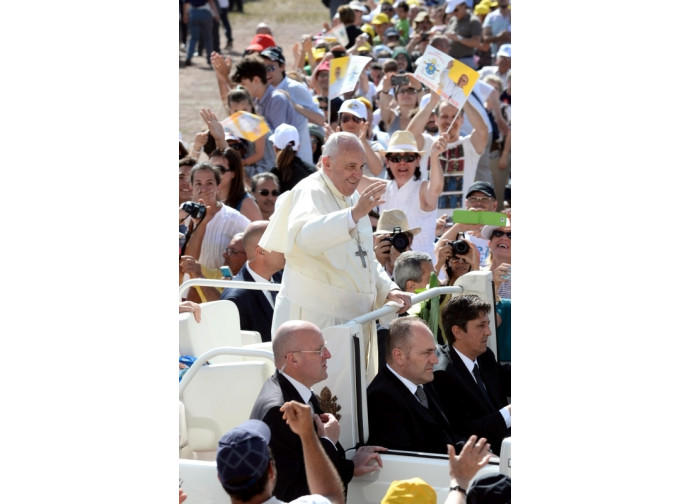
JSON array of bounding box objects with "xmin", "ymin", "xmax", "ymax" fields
[
  {"xmin": 387, "ymin": 153, "xmax": 419, "ymax": 163},
  {"xmin": 491, "ymin": 230, "xmax": 511, "ymax": 239},
  {"xmin": 258, "ymin": 189, "xmax": 280, "ymax": 196},
  {"xmin": 398, "ymin": 87, "xmax": 419, "ymax": 95},
  {"xmin": 265, "ymin": 64, "xmax": 277, "ymax": 72},
  {"xmin": 340, "ymin": 114, "xmax": 365, "ymax": 124},
  {"xmin": 215, "ymin": 164, "xmax": 236, "ymax": 174}
]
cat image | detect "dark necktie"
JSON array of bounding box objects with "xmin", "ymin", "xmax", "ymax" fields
[
  {"xmin": 309, "ymin": 392, "xmax": 323, "ymax": 414},
  {"xmin": 415, "ymin": 384, "xmax": 429, "ymax": 409},
  {"xmin": 270, "ymin": 281, "xmax": 278, "ymax": 301},
  {"xmin": 472, "ymin": 363, "xmax": 495, "ymax": 409}
]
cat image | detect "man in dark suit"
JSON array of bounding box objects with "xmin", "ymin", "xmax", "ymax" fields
[
  {"xmin": 250, "ymin": 320, "xmax": 385, "ymax": 502},
  {"xmin": 367, "ymin": 316, "xmax": 465, "ymax": 454},
  {"xmin": 220, "ymin": 220, "xmax": 284, "ymax": 342},
  {"xmin": 433, "ymin": 294, "xmax": 511, "ymax": 454}
]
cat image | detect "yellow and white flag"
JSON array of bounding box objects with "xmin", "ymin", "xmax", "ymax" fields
[{"xmin": 413, "ymin": 46, "xmax": 479, "ymax": 109}]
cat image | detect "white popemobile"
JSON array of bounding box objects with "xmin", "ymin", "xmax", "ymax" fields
[{"xmin": 178, "ymin": 271, "xmax": 510, "ymax": 504}]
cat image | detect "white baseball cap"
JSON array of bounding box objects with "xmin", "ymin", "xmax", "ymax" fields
[
  {"xmin": 338, "ymin": 99, "xmax": 368, "ymax": 120},
  {"xmin": 268, "ymin": 123, "xmax": 300, "ymax": 150},
  {"xmin": 497, "ymin": 43, "xmax": 511, "ymax": 58},
  {"xmin": 445, "ymin": 0, "xmax": 468, "ymax": 14}
]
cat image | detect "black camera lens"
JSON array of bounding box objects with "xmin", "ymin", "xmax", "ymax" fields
[
  {"xmin": 450, "ymin": 239, "xmax": 470, "ymax": 255},
  {"xmin": 390, "ymin": 232, "xmax": 410, "ymax": 252}
]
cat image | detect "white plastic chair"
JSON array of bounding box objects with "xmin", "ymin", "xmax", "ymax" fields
[
  {"xmin": 179, "ymin": 300, "xmax": 261, "ymax": 363},
  {"xmin": 179, "ymin": 347, "xmax": 274, "ymax": 461}
]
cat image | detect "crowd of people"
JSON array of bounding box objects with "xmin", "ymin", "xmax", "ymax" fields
[{"xmin": 179, "ymin": 0, "xmax": 511, "ymax": 502}]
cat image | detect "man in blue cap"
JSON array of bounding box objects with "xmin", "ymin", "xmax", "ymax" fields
[{"xmin": 216, "ymin": 401, "xmax": 345, "ymax": 504}]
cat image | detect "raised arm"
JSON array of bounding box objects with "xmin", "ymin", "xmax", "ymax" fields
[
  {"xmin": 210, "ymin": 52, "xmax": 233, "ymax": 115},
  {"xmin": 463, "ymin": 98, "xmax": 488, "ymax": 155},
  {"xmin": 280, "ymin": 401, "xmax": 345, "ymax": 504},
  {"xmin": 377, "ymin": 72, "xmax": 395, "ymax": 126},
  {"xmin": 421, "ymin": 132, "xmax": 448, "ymax": 210},
  {"xmin": 200, "ymin": 107, "xmax": 228, "ymax": 150},
  {"xmin": 444, "ymin": 435, "xmax": 492, "ymax": 504},
  {"xmin": 407, "ymin": 87, "xmax": 440, "ymax": 148}
]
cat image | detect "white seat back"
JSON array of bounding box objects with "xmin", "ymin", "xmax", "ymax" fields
[
  {"xmin": 180, "ymin": 359, "xmax": 272, "ymax": 460},
  {"xmin": 179, "ymin": 300, "xmax": 245, "ymax": 363}
]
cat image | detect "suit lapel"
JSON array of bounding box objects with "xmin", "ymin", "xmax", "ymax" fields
[
  {"xmin": 275, "ymin": 371, "xmax": 306, "ymax": 404},
  {"xmin": 447, "ymin": 347, "xmax": 494, "ymax": 412},
  {"xmin": 239, "ymin": 265, "xmax": 276, "ymax": 320},
  {"xmin": 383, "ymin": 367, "xmax": 452, "ymax": 437}
]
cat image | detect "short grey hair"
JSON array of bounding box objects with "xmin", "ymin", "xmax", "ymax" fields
[
  {"xmin": 322, "ymin": 131, "xmax": 362, "ymax": 158},
  {"xmin": 393, "ymin": 251, "xmax": 433, "ymax": 292}
]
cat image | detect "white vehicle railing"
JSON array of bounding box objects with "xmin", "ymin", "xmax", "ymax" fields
[
  {"xmin": 178, "ymin": 346, "xmax": 275, "ymax": 396},
  {"xmin": 179, "ymin": 278, "xmax": 279, "ymax": 301}
]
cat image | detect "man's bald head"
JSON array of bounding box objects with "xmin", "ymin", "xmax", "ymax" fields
[
  {"xmin": 272, "ymin": 320, "xmax": 321, "ymax": 366},
  {"xmin": 243, "ymin": 220, "xmax": 270, "ymax": 258},
  {"xmin": 272, "ymin": 320, "xmax": 331, "ymax": 387}
]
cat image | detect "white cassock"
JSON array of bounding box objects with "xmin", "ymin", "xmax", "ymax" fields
[
  {"xmin": 259, "ymin": 170, "xmax": 398, "ymax": 380},
  {"xmin": 438, "ymin": 68, "xmax": 468, "ymax": 109}
]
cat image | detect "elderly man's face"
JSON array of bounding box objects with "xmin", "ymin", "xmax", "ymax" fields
[
  {"xmin": 457, "ymin": 74, "xmax": 469, "ymax": 88},
  {"xmin": 464, "ymin": 191, "xmax": 498, "ymax": 211},
  {"xmin": 287, "ymin": 326, "xmax": 331, "ymax": 387},
  {"xmin": 322, "ymin": 138, "xmax": 365, "ymax": 196},
  {"xmin": 223, "ymin": 235, "xmax": 247, "ymax": 274}
]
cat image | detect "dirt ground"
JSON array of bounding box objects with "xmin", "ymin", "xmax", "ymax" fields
[{"xmin": 179, "ymin": 0, "xmax": 330, "ymax": 147}]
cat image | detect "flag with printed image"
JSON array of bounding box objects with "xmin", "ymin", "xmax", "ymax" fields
[
  {"xmin": 413, "ymin": 46, "xmax": 479, "ymax": 109},
  {"xmin": 328, "ymin": 55, "xmax": 372, "ymax": 99},
  {"xmin": 221, "ymin": 111, "xmax": 270, "ymax": 142}
]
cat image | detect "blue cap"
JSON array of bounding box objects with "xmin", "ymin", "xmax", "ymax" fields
[{"xmin": 216, "ymin": 419, "xmax": 272, "ymax": 492}]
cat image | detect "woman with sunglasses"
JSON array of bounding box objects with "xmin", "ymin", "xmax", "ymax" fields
[
  {"xmin": 360, "ymin": 128, "xmax": 446, "ymax": 259},
  {"xmin": 378, "ymin": 72, "xmax": 422, "ymax": 136},
  {"xmin": 210, "ymin": 147, "xmax": 262, "ymax": 222},
  {"xmin": 481, "ymin": 220, "xmax": 511, "ymax": 300},
  {"xmin": 481, "ymin": 217, "xmax": 511, "ymax": 362},
  {"xmin": 268, "ymin": 124, "xmax": 316, "ymax": 193}
]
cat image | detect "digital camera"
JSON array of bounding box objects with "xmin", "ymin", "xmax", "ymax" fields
[
  {"xmin": 182, "ymin": 201, "xmax": 207, "ymax": 220},
  {"xmin": 450, "ymin": 239, "xmax": 470, "ymax": 255},
  {"xmin": 383, "ymin": 226, "xmax": 410, "ymax": 253}
]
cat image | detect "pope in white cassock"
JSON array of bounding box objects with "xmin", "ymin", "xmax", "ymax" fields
[{"xmin": 259, "ymin": 132, "xmax": 412, "ymax": 380}]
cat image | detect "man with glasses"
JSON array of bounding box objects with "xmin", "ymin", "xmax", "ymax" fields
[
  {"xmin": 222, "ymin": 232, "xmax": 247, "ymax": 276},
  {"xmin": 436, "ymin": 181, "xmax": 499, "ymax": 268},
  {"xmin": 251, "ymin": 172, "xmax": 281, "ymax": 220},
  {"xmin": 250, "ymin": 320, "xmax": 386, "ymax": 502},
  {"xmin": 220, "ymin": 221, "xmax": 284, "ymax": 342}
]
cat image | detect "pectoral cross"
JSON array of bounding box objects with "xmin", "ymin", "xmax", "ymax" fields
[{"xmin": 355, "ymin": 244, "xmax": 368, "ymax": 268}]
